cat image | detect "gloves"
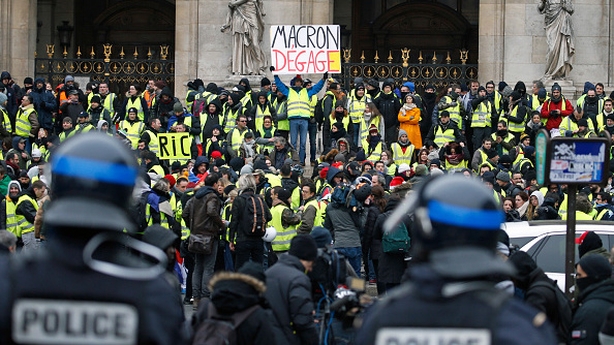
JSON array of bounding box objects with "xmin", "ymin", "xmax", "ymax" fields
[
  {"xmin": 323, "ymin": 72, "xmax": 329, "ymax": 80},
  {"xmin": 270, "ymin": 66, "xmax": 275, "ymax": 72}
]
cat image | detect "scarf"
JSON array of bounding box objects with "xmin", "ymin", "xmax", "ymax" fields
[
  {"xmin": 445, "ymin": 153, "xmax": 464, "ymax": 166},
  {"xmin": 242, "ymin": 141, "xmax": 256, "ymax": 157},
  {"xmin": 402, "ymin": 103, "xmax": 417, "ymax": 111}
]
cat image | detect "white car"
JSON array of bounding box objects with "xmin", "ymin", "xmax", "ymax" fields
[{"xmin": 502, "ymin": 220, "xmax": 614, "ymax": 292}]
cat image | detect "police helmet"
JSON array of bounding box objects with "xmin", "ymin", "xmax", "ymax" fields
[
  {"xmin": 45, "ymin": 133, "xmax": 139, "ymax": 232},
  {"xmin": 262, "ymin": 226, "xmax": 277, "ymax": 242},
  {"xmin": 384, "ymin": 175, "xmax": 513, "ymax": 278}
]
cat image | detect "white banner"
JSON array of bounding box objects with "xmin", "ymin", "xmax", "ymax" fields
[{"xmin": 270, "ymin": 25, "xmax": 341, "ymax": 74}]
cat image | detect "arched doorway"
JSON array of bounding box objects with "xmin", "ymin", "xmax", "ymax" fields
[{"xmin": 351, "ymin": 2, "xmax": 478, "ymax": 65}]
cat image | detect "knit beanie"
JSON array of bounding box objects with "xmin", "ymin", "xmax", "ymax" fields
[
  {"xmin": 576, "ymin": 231, "xmax": 603, "ymax": 258},
  {"xmin": 173, "ymin": 102, "xmax": 183, "ymax": 113},
  {"xmin": 578, "ymin": 254, "xmax": 612, "ymax": 281},
  {"xmin": 310, "ymin": 226, "xmax": 333, "ymax": 249},
  {"xmin": 288, "ymin": 235, "xmax": 318, "ymax": 261}
]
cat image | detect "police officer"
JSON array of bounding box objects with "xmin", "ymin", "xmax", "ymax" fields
[
  {"xmin": 0, "ymin": 133, "xmax": 185, "ymax": 344},
  {"xmin": 356, "ymin": 175, "xmax": 557, "ymax": 345}
]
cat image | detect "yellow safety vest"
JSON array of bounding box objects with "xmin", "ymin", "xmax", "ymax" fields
[
  {"xmin": 390, "ymin": 143, "xmax": 415, "ymax": 165},
  {"xmin": 348, "ymin": 94, "xmax": 370, "ymax": 124},
  {"xmin": 254, "ymin": 104, "xmax": 272, "ymax": 131},
  {"xmin": 442, "ymin": 96, "xmax": 462, "ymax": 126},
  {"xmin": 362, "ymin": 140, "xmax": 384, "ymax": 162},
  {"xmin": 490, "ymin": 132, "xmax": 515, "ymax": 155},
  {"xmin": 257, "ymin": 126, "xmax": 276, "ymax": 154},
  {"xmin": 6, "ymin": 195, "xmax": 38, "ymax": 237},
  {"xmin": 329, "ymin": 114, "xmax": 350, "ymax": 130},
  {"xmin": 271, "ymin": 203, "xmax": 298, "ymax": 252},
  {"xmin": 506, "ymin": 105, "xmax": 526, "ymax": 133},
  {"xmin": 100, "ymin": 93, "xmax": 117, "ymax": 117},
  {"xmin": 360, "ymin": 116, "xmax": 382, "ymax": 143},
  {"xmin": 15, "ymin": 107, "xmax": 36, "ymax": 137},
  {"xmin": 59, "ymin": 129, "xmax": 75, "ymax": 142},
  {"xmin": 287, "ymin": 88, "xmax": 310, "ymax": 119},
  {"xmin": 75, "ymin": 122, "xmax": 95, "ymax": 134},
  {"xmin": 304, "ymin": 199, "xmax": 325, "ymax": 227},
  {"xmin": 126, "ymin": 96, "xmax": 145, "ymax": 121},
  {"xmin": 145, "ymin": 204, "xmax": 170, "ymax": 230},
  {"xmin": 230, "ymin": 127, "xmax": 250, "ymax": 155},
  {"xmin": 149, "ymin": 164, "xmax": 165, "ymax": 177},
  {"xmin": 471, "ymin": 101, "xmax": 491, "ymax": 128},
  {"xmin": 434, "ymin": 125, "xmax": 456, "ymax": 148},
  {"xmin": 493, "ymin": 91, "xmax": 502, "ymax": 115},
  {"xmin": 559, "ymin": 117, "xmax": 595, "ymax": 134},
  {"xmin": 0, "ymin": 107, "xmax": 12, "ymax": 133},
  {"xmin": 144, "ymin": 129, "xmax": 160, "ymax": 156},
  {"xmin": 273, "ymin": 99, "xmax": 289, "ymax": 131},
  {"xmin": 120, "ymin": 120, "xmax": 145, "ymax": 149},
  {"xmin": 223, "ymin": 106, "xmax": 242, "ymax": 134}
]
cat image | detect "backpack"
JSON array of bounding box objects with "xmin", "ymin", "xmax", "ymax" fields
[
  {"xmin": 192, "ymin": 302, "xmax": 260, "ymax": 345},
  {"xmin": 241, "ymin": 193, "xmax": 268, "ymax": 237},
  {"xmin": 531, "ymin": 280, "xmax": 572, "ymax": 344},
  {"xmin": 382, "ymin": 221, "xmax": 411, "ymax": 253}
]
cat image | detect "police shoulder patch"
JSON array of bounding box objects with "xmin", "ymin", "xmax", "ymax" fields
[{"xmin": 12, "ymin": 299, "xmax": 138, "ymax": 345}]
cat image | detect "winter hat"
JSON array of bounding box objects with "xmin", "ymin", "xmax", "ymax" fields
[
  {"xmin": 277, "ymin": 188, "xmax": 292, "ymax": 203},
  {"xmin": 501, "ymin": 85, "xmax": 513, "ymax": 98},
  {"xmin": 578, "ymin": 254, "xmax": 612, "ymax": 281},
  {"xmin": 508, "ymin": 251, "xmax": 537, "ymax": 279},
  {"xmin": 414, "ymin": 164, "xmax": 428, "ymax": 176},
  {"xmin": 389, "ymin": 176, "xmax": 405, "ymax": 190},
  {"xmin": 500, "ymin": 155, "xmax": 512, "ymax": 164},
  {"xmin": 524, "ymin": 146, "xmax": 535, "ymax": 158},
  {"xmin": 353, "ymin": 184, "xmax": 372, "ymax": 202},
  {"xmin": 163, "ymin": 174, "xmax": 176, "ymax": 188},
  {"xmin": 31, "ymin": 149, "xmax": 42, "ymax": 159},
  {"xmin": 578, "ymin": 118, "xmax": 589, "ymax": 128},
  {"xmin": 334, "ymin": 153, "xmax": 346, "ymax": 163},
  {"xmin": 355, "ymin": 150, "xmax": 366, "ymax": 162},
  {"xmin": 369, "ymin": 124, "xmax": 378, "ymax": 133},
  {"xmin": 510, "ymin": 91, "xmax": 522, "ymax": 102},
  {"xmin": 537, "ymin": 88, "xmax": 547, "ymax": 99},
  {"xmin": 0, "ymin": 92, "xmax": 7, "ymax": 105},
  {"xmin": 439, "ymin": 111, "xmax": 450, "ymax": 118},
  {"xmin": 215, "ymin": 158, "xmax": 225, "ymax": 168},
  {"xmin": 430, "ymin": 158, "xmax": 441, "ymax": 168},
  {"xmin": 576, "ymin": 231, "xmax": 603, "ymax": 258},
  {"xmin": 142, "ymin": 224, "xmax": 178, "ymax": 250},
  {"xmin": 24, "ymin": 77, "xmax": 33, "ymax": 85},
  {"xmin": 398, "ymin": 129, "xmax": 408, "ymax": 140},
  {"xmin": 382, "ymin": 80, "xmax": 394, "ymax": 89},
  {"xmin": 173, "ymin": 102, "xmax": 183, "ymax": 113},
  {"xmin": 481, "ymin": 171, "xmax": 496, "ymax": 185},
  {"xmin": 288, "ymin": 235, "xmax": 318, "ymax": 261},
  {"xmin": 223, "ymin": 185, "xmax": 236, "ymax": 196},
  {"xmin": 551, "ymin": 83, "xmax": 562, "ymax": 92},
  {"xmin": 210, "ymin": 150, "xmax": 223, "ymax": 160},
  {"xmin": 524, "ymin": 170, "xmax": 536, "ymax": 183},
  {"xmin": 398, "ymin": 163, "xmax": 411, "ymax": 174},
  {"xmin": 496, "ymin": 171, "xmax": 510, "ymax": 183},
  {"xmin": 607, "ymin": 113, "xmax": 614, "ymax": 122},
  {"xmin": 238, "ymin": 261, "xmax": 266, "ymax": 284},
  {"xmin": 487, "ymin": 149, "xmax": 499, "ymax": 159},
  {"xmin": 77, "ymin": 111, "xmax": 88, "ymax": 118},
  {"xmin": 260, "ymin": 77, "xmax": 271, "ymax": 87},
  {"xmin": 311, "ymin": 226, "xmax": 333, "ymax": 249},
  {"xmin": 229, "ymin": 157, "xmax": 244, "ymax": 172},
  {"xmin": 64, "ymin": 75, "xmax": 74, "ymax": 83},
  {"xmin": 68, "ymin": 89, "xmax": 79, "ymax": 96},
  {"xmin": 425, "ymin": 84, "xmax": 435, "ymax": 91},
  {"xmin": 477, "ymin": 86, "xmax": 486, "ymax": 93},
  {"xmin": 240, "ymin": 164, "xmax": 254, "ymax": 176},
  {"xmin": 367, "ymin": 78, "xmax": 379, "ymax": 88},
  {"xmin": 498, "ymin": 81, "xmax": 508, "ymax": 93}
]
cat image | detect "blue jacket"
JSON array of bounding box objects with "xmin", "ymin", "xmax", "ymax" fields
[
  {"xmin": 30, "ymin": 78, "xmax": 57, "ymax": 131},
  {"xmin": 273, "ymin": 76, "xmax": 325, "ymax": 99}
]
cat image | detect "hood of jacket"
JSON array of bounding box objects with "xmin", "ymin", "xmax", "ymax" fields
[
  {"xmin": 195, "ymin": 185, "xmax": 216, "ymax": 199},
  {"xmin": 209, "ymin": 271, "xmax": 265, "ymax": 314},
  {"xmin": 159, "ymin": 87, "xmax": 173, "ymax": 100},
  {"xmin": 281, "ymin": 176, "xmax": 299, "ymax": 192},
  {"xmin": 326, "ymin": 166, "xmax": 342, "ymax": 184},
  {"xmin": 33, "ymin": 78, "xmax": 46, "ymax": 92},
  {"xmin": 0, "ymin": 71, "xmax": 11, "ymax": 80},
  {"xmin": 192, "ymin": 156, "xmax": 209, "ymax": 175}
]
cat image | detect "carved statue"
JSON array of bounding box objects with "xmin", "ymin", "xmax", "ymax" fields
[
  {"xmin": 539, "ymin": 0, "xmax": 575, "ymax": 79},
  {"xmin": 221, "ymin": 0, "xmax": 268, "ymax": 75}
]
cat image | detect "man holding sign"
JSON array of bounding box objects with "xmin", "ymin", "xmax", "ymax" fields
[{"xmin": 272, "ymin": 68, "xmax": 326, "ymax": 165}]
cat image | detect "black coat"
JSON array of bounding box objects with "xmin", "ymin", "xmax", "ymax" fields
[
  {"xmin": 373, "ymin": 91, "xmax": 401, "ymax": 128},
  {"xmin": 364, "ymin": 204, "xmax": 383, "ymax": 260},
  {"xmin": 571, "ymin": 279, "xmax": 614, "ymax": 345},
  {"xmin": 265, "ymin": 253, "xmax": 318, "ymax": 345},
  {"xmin": 192, "ymin": 271, "xmax": 279, "ymax": 345}
]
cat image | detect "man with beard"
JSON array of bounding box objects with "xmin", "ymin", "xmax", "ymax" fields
[
  {"xmin": 373, "ymin": 80, "xmax": 402, "ymax": 146},
  {"xmin": 29, "ymin": 78, "xmax": 56, "ymax": 132},
  {"xmin": 420, "ymin": 84, "xmax": 437, "ymax": 140},
  {"xmin": 540, "ymin": 83, "xmax": 573, "ymax": 132}
]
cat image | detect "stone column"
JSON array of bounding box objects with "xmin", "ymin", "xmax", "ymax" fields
[
  {"xmin": 0, "ymin": 0, "xmax": 37, "ymax": 84},
  {"xmin": 478, "ymin": 0, "xmax": 505, "ymax": 83}
]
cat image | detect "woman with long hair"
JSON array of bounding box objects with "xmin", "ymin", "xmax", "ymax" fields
[{"xmin": 514, "ymin": 191, "xmax": 529, "ymax": 219}]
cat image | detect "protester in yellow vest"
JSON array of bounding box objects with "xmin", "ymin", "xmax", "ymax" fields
[
  {"xmin": 361, "ymin": 125, "xmax": 385, "ymax": 162},
  {"xmin": 119, "ymin": 84, "xmax": 149, "ymax": 123},
  {"xmin": 297, "ymin": 181, "xmax": 324, "ymax": 235},
  {"xmin": 5, "ymin": 180, "xmax": 38, "ymax": 251},
  {"xmin": 439, "ymin": 141, "xmax": 471, "ymax": 172},
  {"xmin": 119, "ymin": 107, "xmax": 145, "ymax": 149},
  {"xmin": 270, "ymin": 186, "xmax": 302, "ymax": 252},
  {"xmin": 389, "ymin": 129, "xmax": 415, "ymax": 166},
  {"xmin": 74, "ymin": 112, "xmax": 96, "ymax": 135}
]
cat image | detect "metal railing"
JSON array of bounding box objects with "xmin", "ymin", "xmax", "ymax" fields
[{"xmin": 340, "ymin": 47, "xmax": 478, "ymax": 92}]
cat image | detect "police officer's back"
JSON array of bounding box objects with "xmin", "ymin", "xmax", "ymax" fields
[
  {"xmin": 0, "ymin": 133, "xmax": 185, "ymax": 345},
  {"xmin": 356, "ymin": 175, "xmax": 557, "ymax": 345}
]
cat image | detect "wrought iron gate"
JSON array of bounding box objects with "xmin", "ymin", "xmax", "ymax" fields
[
  {"xmin": 35, "ymin": 43, "xmax": 175, "ymax": 96},
  {"xmin": 341, "ymin": 48, "xmax": 478, "ymax": 92}
]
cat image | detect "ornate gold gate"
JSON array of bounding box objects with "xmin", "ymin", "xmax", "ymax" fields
[
  {"xmin": 35, "ymin": 43, "xmax": 175, "ymax": 95},
  {"xmin": 341, "ymin": 48, "xmax": 478, "ymax": 92}
]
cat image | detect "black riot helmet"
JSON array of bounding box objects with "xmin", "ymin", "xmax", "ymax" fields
[
  {"xmin": 385, "ymin": 175, "xmax": 514, "ymax": 278},
  {"xmin": 45, "ymin": 132, "xmax": 139, "ymax": 232}
]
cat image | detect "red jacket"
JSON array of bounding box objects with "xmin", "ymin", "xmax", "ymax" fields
[{"xmin": 540, "ymin": 97, "xmax": 573, "ymax": 130}]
